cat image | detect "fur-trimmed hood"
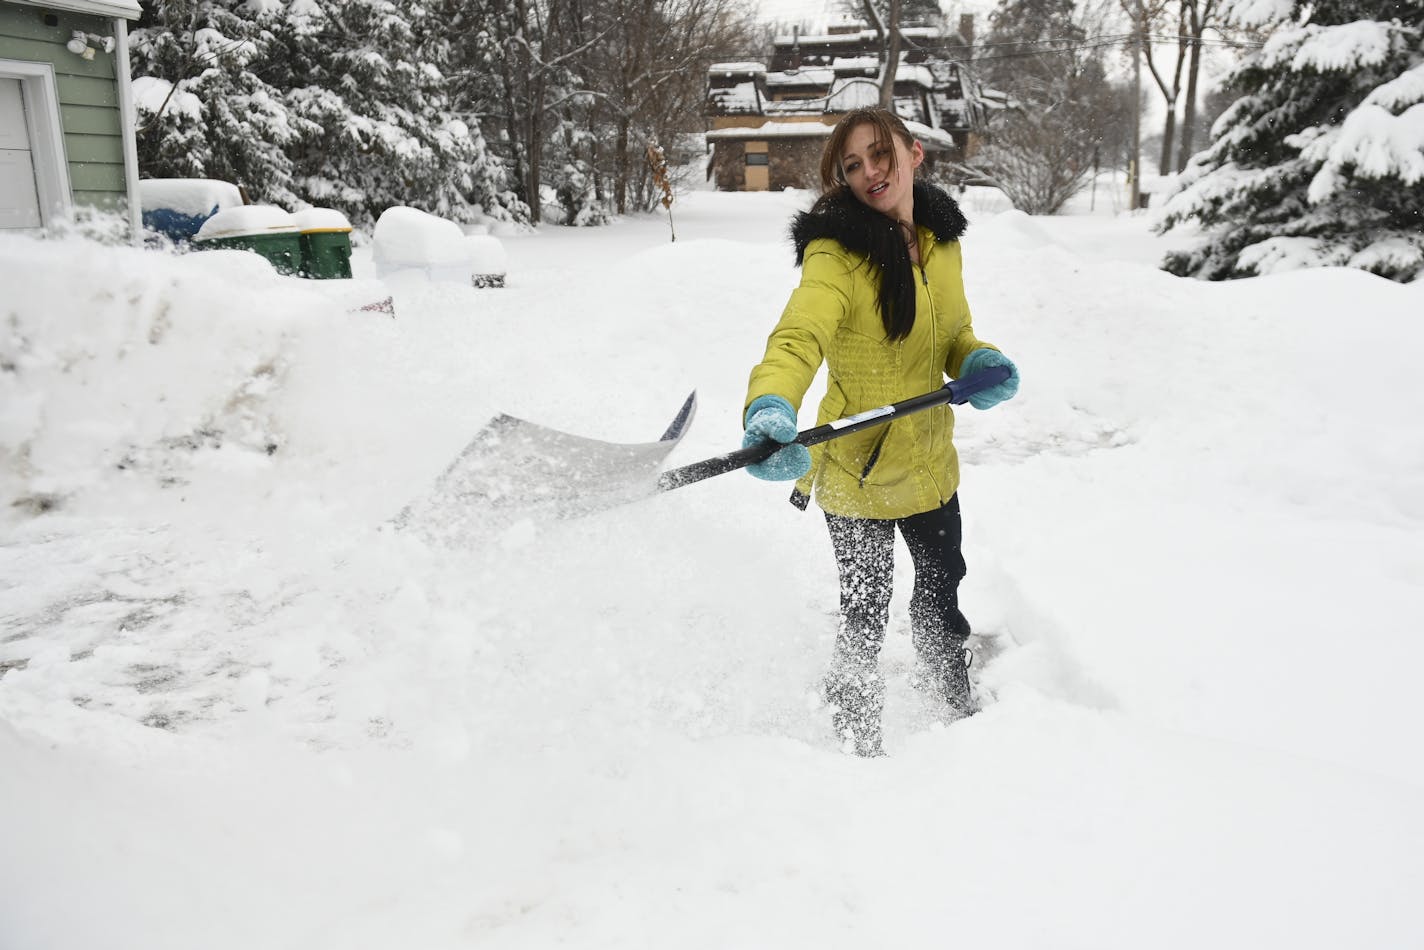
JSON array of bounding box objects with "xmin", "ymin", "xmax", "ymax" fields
[
  {"xmin": 789, "ymin": 182, "xmax": 968, "ymax": 340},
  {"xmin": 791, "ymin": 181, "xmax": 967, "ymax": 262}
]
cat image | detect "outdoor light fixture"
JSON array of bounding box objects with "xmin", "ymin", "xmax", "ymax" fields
[{"xmin": 66, "ymin": 30, "xmax": 115, "ymax": 60}]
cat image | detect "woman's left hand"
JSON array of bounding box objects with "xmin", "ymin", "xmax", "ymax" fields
[{"xmin": 959, "ymin": 349, "xmax": 1020, "ymax": 410}]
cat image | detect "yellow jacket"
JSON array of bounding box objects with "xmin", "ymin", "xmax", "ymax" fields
[{"xmin": 746, "ymin": 187, "xmax": 996, "ymax": 519}]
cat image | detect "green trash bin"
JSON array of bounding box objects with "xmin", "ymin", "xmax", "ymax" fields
[
  {"xmin": 293, "ymin": 208, "xmax": 354, "ymax": 280},
  {"xmin": 193, "ymin": 206, "xmax": 303, "ymax": 275}
]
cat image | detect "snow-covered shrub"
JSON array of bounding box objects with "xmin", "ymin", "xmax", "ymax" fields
[{"xmin": 554, "ymin": 159, "xmax": 612, "ymax": 227}]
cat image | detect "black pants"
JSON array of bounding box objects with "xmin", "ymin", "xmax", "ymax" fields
[{"xmin": 824, "ymin": 495, "xmax": 971, "ymax": 670}]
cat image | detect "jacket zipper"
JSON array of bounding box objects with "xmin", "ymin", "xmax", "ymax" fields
[
  {"xmin": 859, "ymin": 237, "xmax": 941, "ymax": 493},
  {"xmin": 919, "ymin": 242, "xmax": 947, "ymax": 503}
]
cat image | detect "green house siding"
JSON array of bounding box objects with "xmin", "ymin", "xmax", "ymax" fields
[
  {"xmin": 63, "ymin": 101, "xmax": 120, "ymax": 134},
  {"xmin": 0, "ymin": 3, "xmax": 127, "ymax": 212}
]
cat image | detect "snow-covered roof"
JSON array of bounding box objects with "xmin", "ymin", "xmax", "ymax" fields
[
  {"xmin": 823, "ymin": 79, "xmax": 881, "ymax": 112},
  {"xmin": 705, "ymin": 122, "xmax": 836, "ymax": 141},
  {"xmin": 773, "ymin": 29, "xmax": 872, "ymax": 45},
  {"xmin": 707, "ymin": 79, "xmax": 762, "ymax": 114},
  {"xmin": 706, "ymin": 117, "xmax": 955, "ymax": 152},
  {"xmin": 830, "ymin": 56, "xmax": 879, "ymax": 72},
  {"xmin": 771, "ymin": 26, "xmax": 942, "ymax": 45},
  {"xmin": 765, "ymin": 68, "xmax": 835, "ymax": 87},
  {"xmin": 709, "ymin": 63, "xmax": 767, "ymax": 75},
  {"xmin": 897, "ymin": 65, "xmax": 936, "ymax": 88},
  {"xmin": 10, "ymin": 0, "xmax": 140, "ymax": 20},
  {"xmin": 904, "ymin": 120, "xmax": 957, "ymax": 150}
]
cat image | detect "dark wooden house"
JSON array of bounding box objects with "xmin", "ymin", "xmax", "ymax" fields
[{"xmin": 706, "ymin": 18, "xmax": 990, "ymax": 192}]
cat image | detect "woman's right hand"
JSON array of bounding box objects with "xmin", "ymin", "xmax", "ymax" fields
[
  {"xmin": 743, "ymin": 396, "xmax": 812, "ymax": 481},
  {"xmin": 958, "ymin": 349, "xmax": 1020, "ymax": 410}
]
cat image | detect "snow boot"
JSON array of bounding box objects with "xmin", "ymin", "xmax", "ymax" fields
[
  {"xmin": 824, "ymin": 659, "xmax": 886, "ymax": 757},
  {"xmin": 912, "ymin": 618, "xmax": 978, "ymax": 719},
  {"xmin": 939, "ymin": 647, "xmax": 978, "ymax": 719}
]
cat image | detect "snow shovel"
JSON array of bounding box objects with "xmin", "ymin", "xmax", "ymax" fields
[
  {"xmin": 656, "ymin": 363, "xmax": 1013, "ymax": 492},
  {"xmin": 394, "ymin": 366, "xmax": 1009, "ymax": 536},
  {"xmin": 392, "ymin": 391, "xmax": 699, "ymax": 534}
]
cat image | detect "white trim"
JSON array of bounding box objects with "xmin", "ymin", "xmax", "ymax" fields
[
  {"xmin": 7, "ymin": 0, "xmax": 141, "ymax": 21},
  {"xmin": 0, "ymin": 58, "xmax": 73, "ymax": 229},
  {"xmin": 113, "ymin": 18, "xmax": 140, "ymax": 244}
]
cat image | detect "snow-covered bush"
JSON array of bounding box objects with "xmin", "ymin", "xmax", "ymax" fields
[
  {"xmin": 1156, "ymin": 0, "xmax": 1424, "ymax": 282},
  {"xmin": 554, "ymin": 159, "xmax": 612, "ymax": 227}
]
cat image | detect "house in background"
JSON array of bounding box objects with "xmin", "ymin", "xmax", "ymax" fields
[
  {"xmin": 706, "ymin": 17, "xmax": 992, "ymax": 192},
  {"xmin": 0, "ymin": 0, "xmax": 141, "ymax": 238}
]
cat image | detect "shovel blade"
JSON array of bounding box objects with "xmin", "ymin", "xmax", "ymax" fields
[{"xmin": 395, "ymin": 392, "xmax": 696, "ymax": 537}]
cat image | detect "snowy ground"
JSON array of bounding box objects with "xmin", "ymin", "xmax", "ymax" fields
[{"xmin": 2, "ymin": 186, "xmax": 1423, "ymax": 949}]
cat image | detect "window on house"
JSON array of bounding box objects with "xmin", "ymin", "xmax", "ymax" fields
[{"xmin": 745, "ymin": 153, "xmax": 769, "ymax": 166}]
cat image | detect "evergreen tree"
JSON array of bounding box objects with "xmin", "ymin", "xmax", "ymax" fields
[
  {"xmin": 131, "ymin": 0, "xmax": 526, "ymax": 229},
  {"xmin": 280, "ymin": 0, "xmax": 525, "ymax": 226},
  {"xmin": 440, "ymin": 0, "xmax": 533, "ymax": 216},
  {"xmin": 131, "ymin": 2, "xmax": 304, "ymax": 205},
  {"xmin": 1158, "ymin": 0, "xmax": 1424, "ymax": 282}
]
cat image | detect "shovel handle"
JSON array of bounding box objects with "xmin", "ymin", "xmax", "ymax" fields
[{"xmin": 656, "ymin": 365, "xmax": 1012, "ymax": 493}]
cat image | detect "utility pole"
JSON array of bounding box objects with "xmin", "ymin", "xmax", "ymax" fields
[{"xmin": 1130, "ymin": 26, "xmax": 1142, "ymax": 211}]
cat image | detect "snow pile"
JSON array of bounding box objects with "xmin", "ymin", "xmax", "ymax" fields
[
  {"xmin": 0, "ymin": 236, "xmax": 339, "ymax": 509},
  {"xmin": 137, "ymin": 178, "xmax": 243, "ymax": 218},
  {"xmin": 464, "ymin": 233, "xmax": 507, "ymax": 278},
  {"xmin": 373, "ymin": 206, "xmax": 466, "ymax": 265},
  {"xmin": 368, "ymin": 207, "xmax": 505, "ymax": 285},
  {"xmin": 196, "ymin": 205, "xmax": 300, "ymax": 239},
  {"xmin": 2, "ymin": 191, "xmax": 1422, "ymax": 949},
  {"xmin": 290, "ymin": 207, "xmax": 353, "ymax": 232}
]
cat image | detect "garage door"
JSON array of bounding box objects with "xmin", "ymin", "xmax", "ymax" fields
[{"xmin": 0, "ymin": 77, "xmax": 43, "ymax": 230}]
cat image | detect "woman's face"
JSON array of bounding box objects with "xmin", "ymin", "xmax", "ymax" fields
[{"xmin": 839, "ymin": 122, "xmax": 924, "ymax": 222}]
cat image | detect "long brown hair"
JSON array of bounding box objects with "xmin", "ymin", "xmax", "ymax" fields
[
  {"xmin": 809, "ymin": 108, "xmax": 922, "ymax": 341},
  {"xmin": 818, "ymin": 108, "xmax": 918, "ymax": 192}
]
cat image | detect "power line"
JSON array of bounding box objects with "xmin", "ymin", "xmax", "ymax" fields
[
  {"xmin": 964, "ymin": 32, "xmax": 1262, "ymax": 65},
  {"xmin": 708, "ymin": 30, "xmax": 1262, "ymax": 64}
]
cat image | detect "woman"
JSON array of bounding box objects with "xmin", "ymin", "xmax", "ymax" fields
[{"xmin": 741, "ymin": 108, "xmax": 1019, "ymax": 757}]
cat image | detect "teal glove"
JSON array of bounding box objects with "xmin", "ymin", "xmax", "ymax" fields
[
  {"xmin": 958, "ymin": 349, "xmax": 1020, "ymax": 410},
  {"xmin": 743, "ymin": 395, "xmax": 812, "ymax": 481}
]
